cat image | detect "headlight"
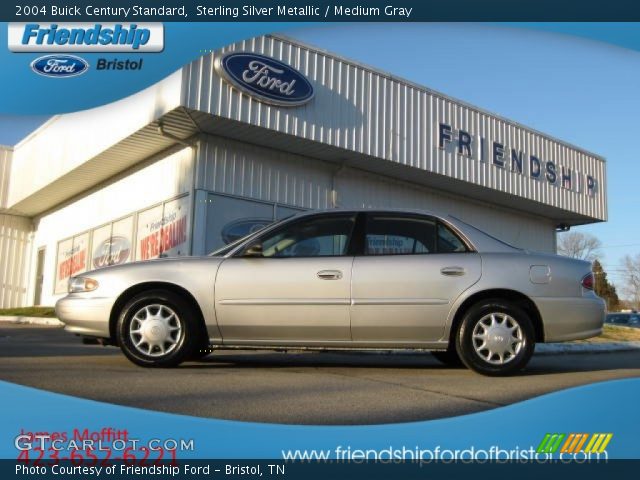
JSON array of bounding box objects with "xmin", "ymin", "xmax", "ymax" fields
[{"xmin": 68, "ymin": 276, "xmax": 99, "ymax": 293}]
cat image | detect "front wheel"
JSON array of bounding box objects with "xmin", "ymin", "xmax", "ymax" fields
[
  {"xmin": 455, "ymin": 299, "xmax": 535, "ymax": 376},
  {"xmin": 116, "ymin": 290, "xmax": 200, "ymax": 367}
]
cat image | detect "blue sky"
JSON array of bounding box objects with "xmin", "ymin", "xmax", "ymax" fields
[{"xmin": 1, "ymin": 23, "xmax": 638, "ymax": 289}]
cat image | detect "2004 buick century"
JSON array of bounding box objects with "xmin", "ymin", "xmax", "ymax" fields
[{"xmin": 55, "ymin": 209, "xmax": 605, "ymax": 376}]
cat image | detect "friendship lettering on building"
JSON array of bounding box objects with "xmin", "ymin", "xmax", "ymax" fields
[{"xmin": 438, "ymin": 123, "xmax": 598, "ymax": 196}]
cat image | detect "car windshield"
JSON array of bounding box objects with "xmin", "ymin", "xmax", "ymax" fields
[{"xmin": 208, "ymin": 216, "xmax": 292, "ymax": 257}]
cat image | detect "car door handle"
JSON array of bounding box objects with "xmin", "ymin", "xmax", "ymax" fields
[
  {"xmin": 317, "ymin": 270, "xmax": 343, "ymax": 280},
  {"xmin": 440, "ymin": 266, "xmax": 466, "ymax": 276}
]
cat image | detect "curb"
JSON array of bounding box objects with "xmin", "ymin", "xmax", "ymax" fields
[
  {"xmin": 0, "ymin": 316, "xmax": 63, "ymax": 326},
  {"xmin": 534, "ymin": 341, "xmax": 640, "ymax": 355}
]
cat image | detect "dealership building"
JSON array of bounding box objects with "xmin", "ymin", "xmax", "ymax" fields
[{"xmin": 0, "ymin": 34, "xmax": 607, "ymax": 308}]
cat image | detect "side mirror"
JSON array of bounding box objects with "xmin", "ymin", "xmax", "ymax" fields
[{"xmin": 243, "ymin": 242, "xmax": 263, "ymax": 257}]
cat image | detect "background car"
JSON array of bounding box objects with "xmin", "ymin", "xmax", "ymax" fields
[
  {"xmin": 605, "ymin": 312, "xmax": 640, "ymax": 328},
  {"xmin": 56, "ymin": 209, "xmax": 605, "ymax": 376}
]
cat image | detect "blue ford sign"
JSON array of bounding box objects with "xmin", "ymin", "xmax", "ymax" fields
[
  {"xmin": 215, "ymin": 52, "xmax": 314, "ymax": 106},
  {"xmin": 30, "ymin": 54, "xmax": 89, "ymax": 78}
]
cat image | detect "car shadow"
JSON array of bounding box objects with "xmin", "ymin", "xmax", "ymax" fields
[{"xmin": 177, "ymin": 349, "xmax": 640, "ymax": 377}]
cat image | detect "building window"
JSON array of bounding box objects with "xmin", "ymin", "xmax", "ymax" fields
[
  {"xmin": 136, "ymin": 195, "xmax": 190, "ymax": 261},
  {"xmin": 202, "ymin": 192, "xmax": 306, "ymax": 254},
  {"xmin": 53, "ymin": 194, "xmax": 191, "ymax": 295},
  {"xmin": 54, "ymin": 232, "xmax": 90, "ymax": 294}
]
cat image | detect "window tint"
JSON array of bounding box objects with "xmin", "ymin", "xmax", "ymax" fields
[
  {"xmin": 365, "ymin": 216, "xmax": 436, "ymax": 255},
  {"xmin": 437, "ymin": 223, "xmax": 468, "ymax": 253},
  {"xmin": 258, "ymin": 215, "xmax": 356, "ymax": 258}
]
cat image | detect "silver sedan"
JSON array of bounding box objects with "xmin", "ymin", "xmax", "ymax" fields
[{"xmin": 55, "ymin": 209, "xmax": 605, "ymax": 376}]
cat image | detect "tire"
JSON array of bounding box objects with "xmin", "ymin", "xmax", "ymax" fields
[
  {"xmin": 431, "ymin": 349, "xmax": 465, "ymax": 368},
  {"xmin": 455, "ymin": 298, "xmax": 535, "ymax": 376},
  {"xmin": 116, "ymin": 289, "xmax": 201, "ymax": 367}
]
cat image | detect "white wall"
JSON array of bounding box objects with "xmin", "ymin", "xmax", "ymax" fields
[
  {"xmin": 0, "ymin": 146, "xmax": 11, "ymax": 209},
  {"xmin": 28, "ymin": 146, "xmax": 194, "ymax": 306},
  {"xmin": 0, "ymin": 214, "xmax": 32, "ymax": 308}
]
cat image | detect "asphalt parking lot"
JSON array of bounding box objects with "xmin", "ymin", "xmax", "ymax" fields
[{"xmin": 1, "ymin": 323, "xmax": 639, "ymax": 425}]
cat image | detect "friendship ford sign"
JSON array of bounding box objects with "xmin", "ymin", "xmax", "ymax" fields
[
  {"xmin": 214, "ymin": 52, "xmax": 314, "ymax": 106},
  {"xmin": 8, "ymin": 23, "xmax": 163, "ymax": 52},
  {"xmin": 439, "ymin": 123, "xmax": 599, "ymax": 196}
]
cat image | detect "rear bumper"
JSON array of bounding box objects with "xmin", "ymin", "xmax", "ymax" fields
[
  {"xmin": 534, "ymin": 296, "xmax": 606, "ymax": 342},
  {"xmin": 55, "ymin": 295, "xmax": 115, "ymax": 338}
]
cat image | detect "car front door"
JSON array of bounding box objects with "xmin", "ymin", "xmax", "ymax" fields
[
  {"xmin": 350, "ymin": 213, "xmax": 482, "ymax": 344},
  {"xmin": 214, "ymin": 213, "xmax": 357, "ymax": 344}
]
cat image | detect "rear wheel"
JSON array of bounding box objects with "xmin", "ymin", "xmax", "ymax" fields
[
  {"xmin": 116, "ymin": 290, "xmax": 201, "ymax": 367},
  {"xmin": 455, "ymin": 299, "xmax": 535, "ymax": 376}
]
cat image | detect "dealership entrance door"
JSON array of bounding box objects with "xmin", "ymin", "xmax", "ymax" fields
[{"xmin": 33, "ymin": 247, "xmax": 45, "ymax": 306}]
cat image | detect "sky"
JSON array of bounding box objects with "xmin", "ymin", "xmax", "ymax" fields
[{"xmin": 0, "ymin": 23, "xmax": 638, "ymax": 290}]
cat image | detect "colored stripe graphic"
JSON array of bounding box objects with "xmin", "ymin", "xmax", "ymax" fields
[
  {"xmin": 539, "ymin": 433, "xmax": 613, "ymax": 454},
  {"xmin": 537, "ymin": 433, "xmax": 566, "ymax": 454}
]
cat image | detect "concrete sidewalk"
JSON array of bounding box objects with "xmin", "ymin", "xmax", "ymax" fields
[{"xmin": 0, "ymin": 316, "xmax": 63, "ymax": 326}]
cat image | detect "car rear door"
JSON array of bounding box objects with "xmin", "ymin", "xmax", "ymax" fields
[
  {"xmin": 350, "ymin": 213, "xmax": 482, "ymax": 344},
  {"xmin": 214, "ymin": 213, "xmax": 357, "ymax": 344}
]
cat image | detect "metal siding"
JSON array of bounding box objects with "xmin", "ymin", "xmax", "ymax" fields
[
  {"xmin": 197, "ymin": 135, "xmax": 333, "ymax": 209},
  {"xmin": 0, "ymin": 214, "xmax": 32, "ymax": 308},
  {"xmin": 183, "ymin": 35, "xmax": 606, "ymax": 222},
  {"xmin": 197, "ymin": 135, "xmax": 555, "ymax": 252},
  {"xmin": 336, "ymin": 168, "xmax": 556, "ymax": 253}
]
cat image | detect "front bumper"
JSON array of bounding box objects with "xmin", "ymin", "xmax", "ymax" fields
[
  {"xmin": 534, "ymin": 295, "xmax": 606, "ymax": 342},
  {"xmin": 55, "ymin": 295, "xmax": 115, "ymax": 338}
]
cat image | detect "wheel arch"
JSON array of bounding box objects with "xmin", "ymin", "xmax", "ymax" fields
[
  {"xmin": 447, "ymin": 289, "xmax": 544, "ymax": 347},
  {"xmin": 109, "ymin": 282, "xmax": 208, "ymax": 345}
]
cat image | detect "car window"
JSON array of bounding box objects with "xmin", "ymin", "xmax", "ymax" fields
[
  {"xmin": 365, "ymin": 215, "xmax": 436, "ymax": 255},
  {"xmin": 437, "ymin": 223, "xmax": 468, "ymax": 253},
  {"xmin": 258, "ymin": 215, "xmax": 356, "ymax": 258}
]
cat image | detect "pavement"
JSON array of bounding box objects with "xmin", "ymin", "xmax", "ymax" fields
[{"xmin": 1, "ymin": 323, "xmax": 640, "ymax": 425}]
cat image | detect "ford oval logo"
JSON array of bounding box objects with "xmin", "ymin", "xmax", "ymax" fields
[
  {"xmin": 92, "ymin": 236, "xmax": 131, "ymax": 268},
  {"xmin": 221, "ymin": 218, "xmax": 274, "ymax": 244},
  {"xmin": 31, "ymin": 55, "xmax": 89, "ymax": 78},
  {"xmin": 215, "ymin": 52, "xmax": 314, "ymax": 106}
]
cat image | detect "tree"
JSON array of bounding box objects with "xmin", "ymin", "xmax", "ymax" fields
[
  {"xmin": 557, "ymin": 231, "xmax": 602, "ymax": 261},
  {"xmin": 592, "ymin": 259, "xmax": 619, "ymax": 312},
  {"xmin": 621, "ymin": 253, "xmax": 640, "ymax": 310}
]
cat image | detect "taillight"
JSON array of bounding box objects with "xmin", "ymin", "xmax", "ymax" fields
[{"xmin": 581, "ymin": 272, "xmax": 594, "ymax": 290}]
